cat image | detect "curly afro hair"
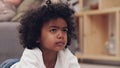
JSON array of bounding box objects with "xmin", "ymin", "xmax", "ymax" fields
[{"xmin": 19, "ymin": 3, "xmax": 77, "ymax": 49}]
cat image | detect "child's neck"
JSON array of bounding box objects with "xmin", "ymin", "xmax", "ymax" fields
[
  {"xmin": 42, "ymin": 50, "xmax": 57, "ymax": 61},
  {"xmin": 42, "ymin": 49, "xmax": 58, "ymax": 68}
]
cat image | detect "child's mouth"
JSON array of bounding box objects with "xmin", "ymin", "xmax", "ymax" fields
[{"xmin": 56, "ymin": 42, "xmax": 65, "ymax": 46}]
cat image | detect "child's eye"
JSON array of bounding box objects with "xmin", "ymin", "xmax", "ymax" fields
[
  {"xmin": 50, "ymin": 29, "xmax": 57, "ymax": 32},
  {"xmin": 62, "ymin": 29, "xmax": 68, "ymax": 33}
]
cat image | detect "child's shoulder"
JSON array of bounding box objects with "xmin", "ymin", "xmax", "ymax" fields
[
  {"xmin": 57, "ymin": 48, "xmax": 80, "ymax": 68},
  {"xmin": 59, "ymin": 48, "xmax": 75, "ymax": 58}
]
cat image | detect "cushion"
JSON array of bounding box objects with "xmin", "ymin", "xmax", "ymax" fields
[{"xmin": 0, "ymin": 22, "xmax": 23, "ymax": 63}]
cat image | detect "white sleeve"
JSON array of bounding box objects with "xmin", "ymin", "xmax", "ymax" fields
[
  {"xmin": 66, "ymin": 48, "xmax": 80, "ymax": 68},
  {"xmin": 11, "ymin": 48, "xmax": 46, "ymax": 68},
  {"xmin": 68, "ymin": 55, "xmax": 80, "ymax": 68}
]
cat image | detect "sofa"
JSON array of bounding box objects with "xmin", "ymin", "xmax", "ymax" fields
[{"xmin": 0, "ymin": 22, "xmax": 24, "ymax": 63}]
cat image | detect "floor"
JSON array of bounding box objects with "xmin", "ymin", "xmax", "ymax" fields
[{"xmin": 80, "ymin": 63, "xmax": 120, "ymax": 68}]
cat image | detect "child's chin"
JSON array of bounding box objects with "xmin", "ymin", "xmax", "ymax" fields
[{"xmin": 54, "ymin": 47, "xmax": 65, "ymax": 51}]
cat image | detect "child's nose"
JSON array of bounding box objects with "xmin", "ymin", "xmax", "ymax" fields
[{"xmin": 57, "ymin": 31, "xmax": 64, "ymax": 39}]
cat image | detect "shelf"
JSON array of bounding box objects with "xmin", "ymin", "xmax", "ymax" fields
[
  {"xmin": 99, "ymin": 0, "xmax": 120, "ymax": 10},
  {"xmin": 77, "ymin": 8, "xmax": 120, "ymax": 16},
  {"xmin": 79, "ymin": 0, "xmax": 120, "ymax": 11},
  {"xmin": 77, "ymin": 4, "xmax": 120, "ymax": 61},
  {"xmin": 75, "ymin": 53, "xmax": 120, "ymax": 61}
]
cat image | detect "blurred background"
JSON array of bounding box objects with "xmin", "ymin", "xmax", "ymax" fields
[{"xmin": 0, "ymin": 0, "xmax": 120, "ymax": 68}]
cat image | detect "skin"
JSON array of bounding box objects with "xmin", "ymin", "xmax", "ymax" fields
[{"xmin": 37, "ymin": 18, "xmax": 68, "ymax": 68}]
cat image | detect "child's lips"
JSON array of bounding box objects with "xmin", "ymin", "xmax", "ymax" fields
[{"xmin": 56, "ymin": 42, "xmax": 65, "ymax": 46}]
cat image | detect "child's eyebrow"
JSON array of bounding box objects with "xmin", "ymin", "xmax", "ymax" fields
[{"xmin": 49, "ymin": 26, "xmax": 68, "ymax": 29}]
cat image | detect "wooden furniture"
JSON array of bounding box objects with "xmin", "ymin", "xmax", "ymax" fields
[
  {"xmin": 75, "ymin": 0, "xmax": 120, "ymax": 61},
  {"xmin": 79, "ymin": 0, "xmax": 120, "ymax": 11}
]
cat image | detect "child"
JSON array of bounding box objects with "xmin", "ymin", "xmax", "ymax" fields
[{"xmin": 10, "ymin": 1, "xmax": 80, "ymax": 68}]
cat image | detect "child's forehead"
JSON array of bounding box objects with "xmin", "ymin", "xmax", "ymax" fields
[{"xmin": 43, "ymin": 18, "xmax": 67, "ymax": 27}]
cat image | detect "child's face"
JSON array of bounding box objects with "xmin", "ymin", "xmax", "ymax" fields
[{"xmin": 37, "ymin": 18, "xmax": 68, "ymax": 52}]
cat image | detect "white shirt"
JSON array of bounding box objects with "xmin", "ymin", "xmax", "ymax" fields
[{"xmin": 11, "ymin": 48, "xmax": 80, "ymax": 68}]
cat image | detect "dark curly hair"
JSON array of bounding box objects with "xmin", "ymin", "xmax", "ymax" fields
[{"xmin": 19, "ymin": 3, "xmax": 76, "ymax": 49}]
